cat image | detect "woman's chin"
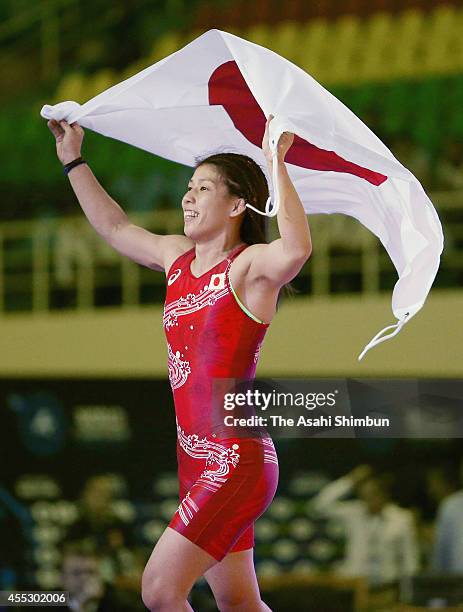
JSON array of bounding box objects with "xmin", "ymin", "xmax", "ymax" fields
[{"xmin": 184, "ymin": 224, "xmax": 202, "ymax": 240}]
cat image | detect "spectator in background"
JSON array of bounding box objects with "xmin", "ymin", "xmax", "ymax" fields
[
  {"xmin": 414, "ymin": 463, "xmax": 460, "ymax": 569},
  {"xmin": 426, "ymin": 464, "xmax": 459, "ymax": 508},
  {"xmin": 60, "ymin": 539, "xmax": 139, "ymax": 611},
  {"xmin": 431, "ymin": 458, "xmax": 463, "ymax": 574},
  {"xmin": 311, "ymin": 465, "xmax": 419, "ymax": 586},
  {"xmin": 64, "ymin": 475, "xmax": 135, "ymax": 585}
]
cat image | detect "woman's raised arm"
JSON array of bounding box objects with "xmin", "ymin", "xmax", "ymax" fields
[{"xmin": 47, "ymin": 118, "xmax": 193, "ymax": 272}]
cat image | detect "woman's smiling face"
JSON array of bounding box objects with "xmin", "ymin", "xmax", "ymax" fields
[{"xmin": 182, "ymin": 163, "xmax": 242, "ymax": 240}]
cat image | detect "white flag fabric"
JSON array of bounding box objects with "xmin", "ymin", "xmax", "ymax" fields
[{"xmin": 40, "ymin": 28, "xmax": 444, "ymax": 361}]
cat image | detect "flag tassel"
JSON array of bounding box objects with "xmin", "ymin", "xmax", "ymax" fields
[{"xmin": 358, "ymin": 313, "xmax": 410, "ymax": 361}]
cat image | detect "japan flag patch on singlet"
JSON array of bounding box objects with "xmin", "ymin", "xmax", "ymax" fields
[{"xmin": 209, "ymin": 273, "xmax": 225, "ymax": 291}]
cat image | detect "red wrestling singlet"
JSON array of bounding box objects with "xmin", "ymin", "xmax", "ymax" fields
[{"xmin": 163, "ymin": 243, "xmax": 279, "ymax": 561}]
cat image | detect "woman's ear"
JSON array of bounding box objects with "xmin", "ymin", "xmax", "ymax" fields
[{"xmin": 231, "ymin": 198, "xmax": 247, "ymax": 216}]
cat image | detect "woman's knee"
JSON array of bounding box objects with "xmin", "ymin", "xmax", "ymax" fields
[{"xmin": 141, "ymin": 570, "xmax": 186, "ymax": 611}]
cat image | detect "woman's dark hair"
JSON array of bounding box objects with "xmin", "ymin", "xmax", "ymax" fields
[
  {"xmin": 194, "ymin": 152, "xmax": 299, "ymax": 303},
  {"xmin": 195, "ymin": 152, "xmax": 269, "ymax": 245}
]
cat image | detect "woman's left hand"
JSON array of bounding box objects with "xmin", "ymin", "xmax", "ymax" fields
[{"xmin": 262, "ymin": 114, "xmax": 294, "ymax": 163}]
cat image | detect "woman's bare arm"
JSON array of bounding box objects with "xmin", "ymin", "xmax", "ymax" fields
[
  {"xmin": 48, "ymin": 119, "xmax": 193, "ymax": 272},
  {"xmin": 66, "ymin": 160, "xmax": 192, "ymax": 272},
  {"xmin": 105, "ymin": 221, "xmax": 193, "ymax": 272},
  {"xmin": 246, "ymin": 117, "xmax": 312, "ymax": 288}
]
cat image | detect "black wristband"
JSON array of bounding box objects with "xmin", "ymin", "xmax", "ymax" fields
[{"xmin": 63, "ymin": 157, "xmax": 87, "ymax": 176}]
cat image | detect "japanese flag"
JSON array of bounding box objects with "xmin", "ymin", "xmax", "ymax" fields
[{"xmin": 40, "ymin": 28, "xmax": 444, "ymax": 361}]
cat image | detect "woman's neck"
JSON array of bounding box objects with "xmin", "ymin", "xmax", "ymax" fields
[{"xmin": 192, "ymin": 238, "xmax": 245, "ymax": 271}]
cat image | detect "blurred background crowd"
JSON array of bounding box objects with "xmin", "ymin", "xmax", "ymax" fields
[
  {"xmin": 1, "ymin": 0, "xmax": 463, "ymax": 610},
  {"xmin": 2, "ymin": 438, "xmax": 463, "ymax": 610}
]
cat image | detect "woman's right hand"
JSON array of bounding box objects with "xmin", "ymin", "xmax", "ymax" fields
[{"xmin": 47, "ymin": 118, "xmax": 85, "ymax": 166}]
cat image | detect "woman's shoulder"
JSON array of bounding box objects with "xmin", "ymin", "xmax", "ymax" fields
[
  {"xmin": 231, "ymin": 242, "xmax": 267, "ymax": 273},
  {"xmin": 233, "ymin": 241, "xmax": 267, "ymax": 262},
  {"xmin": 228, "ymin": 242, "xmax": 270, "ymax": 289},
  {"xmin": 164, "ymin": 235, "xmax": 195, "ymax": 275}
]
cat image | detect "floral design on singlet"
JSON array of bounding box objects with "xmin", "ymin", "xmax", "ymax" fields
[
  {"xmin": 176, "ymin": 420, "xmax": 240, "ymax": 493},
  {"xmin": 167, "ymin": 343, "xmax": 191, "ymax": 389},
  {"xmin": 163, "ymin": 282, "xmax": 228, "ymax": 330}
]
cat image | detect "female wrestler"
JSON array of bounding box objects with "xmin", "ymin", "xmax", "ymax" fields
[{"xmin": 47, "ymin": 115, "xmax": 312, "ymax": 611}]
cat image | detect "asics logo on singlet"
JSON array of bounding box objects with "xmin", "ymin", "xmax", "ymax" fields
[
  {"xmin": 168, "ymin": 268, "xmax": 182, "ymax": 286},
  {"xmin": 209, "ymin": 273, "xmax": 225, "ymax": 291}
]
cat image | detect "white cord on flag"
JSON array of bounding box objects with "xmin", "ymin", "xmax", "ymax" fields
[
  {"xmin": 245, "ymin": 115, "xmax": 291, "ymax": 218},
  {"xmin": 357, "ymin": 313, "xmax": 410, "ymax": 361}
]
